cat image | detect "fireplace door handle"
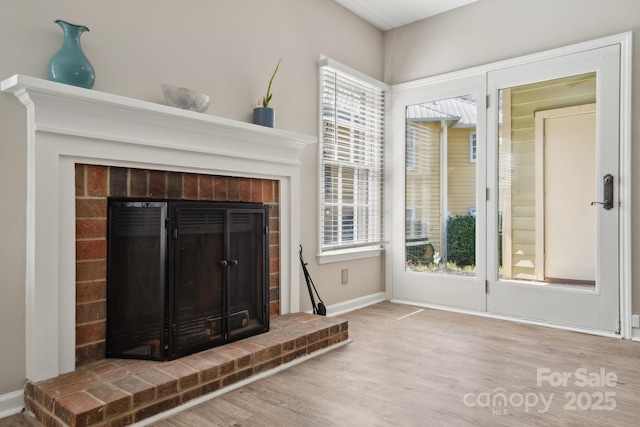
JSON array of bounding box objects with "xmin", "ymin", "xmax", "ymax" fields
[{"xmin": 218, "ymin": 260, "xmax": 238, "ymax": 267}]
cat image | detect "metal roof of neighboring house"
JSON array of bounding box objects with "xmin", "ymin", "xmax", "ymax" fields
[{"xmin": 406, "ymin": 96, "xmax": 477, "ymax": 128}]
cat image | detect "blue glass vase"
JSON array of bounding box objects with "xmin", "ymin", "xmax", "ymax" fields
[{"xmin": 48, "ymin": 20, "xmax": 95, "ymax": 89}]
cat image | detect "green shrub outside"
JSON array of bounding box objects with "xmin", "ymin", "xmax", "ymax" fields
[{"xmin": 446, "ymin": 215, "xmax": 475, "ymax": 266}]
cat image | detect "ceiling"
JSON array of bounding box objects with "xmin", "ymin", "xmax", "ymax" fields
[{"xmin": 335, "ymin": 0, "xmax": 478, "ymax": 31}]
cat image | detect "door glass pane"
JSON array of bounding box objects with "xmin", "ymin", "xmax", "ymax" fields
[
  {"xmin": 497, "ymin": 73, "xmax": 597, "ymax": 288},
  {"xmin": 405, "ymin": 95, "xmax": 477, "ymax": 276}
]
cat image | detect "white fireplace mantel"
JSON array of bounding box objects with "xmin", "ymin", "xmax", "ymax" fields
[{"xmin": 1, "ymin": 74, "xmax": 316, "ymax": 382}]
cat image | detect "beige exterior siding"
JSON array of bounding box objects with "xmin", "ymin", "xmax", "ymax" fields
[
  {"xmin": 501, "ymin": 73, "xmax": 596, "ymax": 280},
  {"xmin": 447, "ymin": 128, "xmax": 476, "ymax": 217},
  {"xmin": 406, "ymin": 122, "xmax": 476, "ymax": 258},
  {"xmin": 406, "ymin": 122, "xmax": 442, "ymax": 253}
]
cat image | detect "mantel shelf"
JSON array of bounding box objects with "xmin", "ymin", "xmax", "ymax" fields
[{"xmin": 1, "ymin": 74, "xmax": 317, "ymax": 157}]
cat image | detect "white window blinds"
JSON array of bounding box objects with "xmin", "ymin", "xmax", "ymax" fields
[{"xmin": 319, "ymin": 60, "xmax": 386, "ymax": 253}]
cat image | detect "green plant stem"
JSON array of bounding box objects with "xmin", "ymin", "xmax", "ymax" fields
[{"xmin": 262, "ymin": 57, "xmax": 282, "ymax": 108}]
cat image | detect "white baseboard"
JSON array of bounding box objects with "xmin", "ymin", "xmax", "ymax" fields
[
  {"xmin": 325, "ymin": 292, "xmax": 386, "ymax": 317},
  {"xmin": 0, "ymin": 389, "xmax": 24, "ymax": 419}
]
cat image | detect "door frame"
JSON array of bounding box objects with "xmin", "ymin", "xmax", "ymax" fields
[{"xmin": 387, "ymin": 32, "xmax": 632, "ymax": 338}]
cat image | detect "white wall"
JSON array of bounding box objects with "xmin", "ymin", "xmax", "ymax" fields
[
  {"xmin": 0, "ymin": 0, "xmax": 384, "ymax": 396},
  {"xmin": 385, "ymin": 0, "xmax": 640, "ymax": 320}
]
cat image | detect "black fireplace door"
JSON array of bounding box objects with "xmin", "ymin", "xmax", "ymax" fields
[
  {"xmin": 168, "ymin": 203, "xmax": 269, "ymax": 359},
  {"xmin": 106, "ymin": 201, "xmax": 167, "ymax": 360},
  {"xmin": 169, "ymin": 205, "xmax": 226, "ymax": 357},
  {"xmin": 107, "ymin": 200, "xmax": 269, "ymax": 361},
  {"xmin": 227, "ymin": 208, "xmax": 268, "ymax": 341}
]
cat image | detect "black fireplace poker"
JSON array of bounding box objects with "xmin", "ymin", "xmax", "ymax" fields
[{"xmin": 299, "ymin": 245, "xmax": 327, "ymax": 316}]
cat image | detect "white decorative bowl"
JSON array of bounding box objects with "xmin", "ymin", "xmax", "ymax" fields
[{"xmin": 161, "ymin": 84, "xmax": 210, "ymax": 113}]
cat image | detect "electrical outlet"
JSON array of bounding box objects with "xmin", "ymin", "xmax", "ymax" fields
[
  {"xmin": 632, "ymin": 315, "xmax": 640, "ymax": 329},
  {"xmin": 341, "ymin": 268, "xmax": 348, "ymax": 285}
]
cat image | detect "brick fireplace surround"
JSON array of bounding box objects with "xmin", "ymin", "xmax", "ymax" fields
[
  {"xmin": 1, "ymin": 75, "xmax": 349, "ymax": 426},
  {"xmin": 74, "ymin": 164, "xmax": 282, "ymax": 366}
]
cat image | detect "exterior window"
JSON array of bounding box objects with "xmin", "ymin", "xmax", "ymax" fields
[
  {"xmin": 406, "ymin": 127, "xmax": 417, "ymax": 170},
  {"xmin": 319, "ymin": 59, "xmax": 386, "ymax": 255},
  {"xmin": 469, "ymin": 131, "xmax": 477, "ymax": 163}
]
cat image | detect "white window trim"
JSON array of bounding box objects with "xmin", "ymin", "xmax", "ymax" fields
[
  {"xmin": 317, "ymin": 56, "xmax": 390, "ymax": 263},
  {"xmin": 317, "ymin": 247, "xmax": 383, "ymax": 265}
]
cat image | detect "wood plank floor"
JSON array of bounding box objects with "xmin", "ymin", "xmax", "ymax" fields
[
  {"xmin": 3, "ymin": 301, "xmax": 640, "ymax": 426},
  {"xmin": 147, "ymin": 302, "xmax": 640, "ymax": 426}
]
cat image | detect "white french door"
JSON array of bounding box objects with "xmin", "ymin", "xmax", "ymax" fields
[
  {"xmin": 391, "ymin": 40, "xmax": 625, "ymax": 334},
  {"xmin": 391, "ymin": 74, "xmax": 488, "ymax": 312},
  {"xmin": 486, "ymin": 45, "xmax": 620, "ymax": 333}
]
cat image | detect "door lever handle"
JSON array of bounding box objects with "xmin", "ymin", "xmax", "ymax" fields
[{"xmin": 591, "ymin": 174, "xmax": 614, "ymax": 210}]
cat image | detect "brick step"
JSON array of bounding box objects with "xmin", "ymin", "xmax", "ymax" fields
[{"xmin": 26, "ymin": 313, "xmax": 348, "ymax": 427}]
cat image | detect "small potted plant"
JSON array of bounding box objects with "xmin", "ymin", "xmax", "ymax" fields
[{"xmin": 253, "ymin": 58, "xmax": 282, "ymax": 128}]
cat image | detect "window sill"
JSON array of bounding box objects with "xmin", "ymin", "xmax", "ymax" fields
[{"xmin": 317, "ymin": 247, "xmax": 383, "ymax": 264}]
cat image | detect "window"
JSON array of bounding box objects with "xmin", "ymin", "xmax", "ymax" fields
[
  {"xmin": 406, "ymin": 127, "xmax": 417, "ymax": 170},
  {"xmin": 469, "ymin": 131, "xmax": 477, "ymax": 163},
  {"xmin": 319, "ymin": 58, "xmax": 387, "ymax": 258}
]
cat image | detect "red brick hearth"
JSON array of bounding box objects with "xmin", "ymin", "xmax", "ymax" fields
[
  {"xmin": 25, "ymin": 313, "xmax": 349, "ymax": 427},
  {"xmin": 74, "ymin": 164, "xmax": 281, "ymax": 366}
]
